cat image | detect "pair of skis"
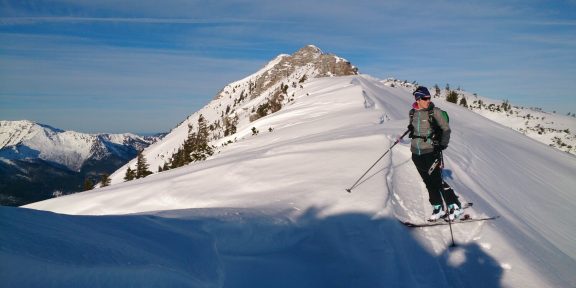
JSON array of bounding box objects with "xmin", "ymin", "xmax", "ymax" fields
[
  {"xmin": 398, "ymin": 203, "xmax": 499, "ymax": 228},
  {"xmin": 400, "ymin": 215, "xmax": 500, "ymax": 228},
  {"xmin": 398, "ymin": 202, "xmax": 499, "ymax": 247}
]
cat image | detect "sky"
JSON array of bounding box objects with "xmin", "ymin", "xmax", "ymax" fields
[{"xmin": 1, "ymin": 0, "xmax": 575, "ymax": 134}]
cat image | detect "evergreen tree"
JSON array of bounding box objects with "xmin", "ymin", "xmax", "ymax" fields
[
  {"xmin": 136, "ymin": 150, "xmax": 152, "ymax": 179},
  {"xmin": 190, "ymin": 115, "xmax": 214, "ymax": 162},
  {"xmin": 168, "ymin": 115, "xmax": 215, "ymax": 169},
  {"xmin": 124, "ymin": 166, "xmax": 136, "ymax": 181},
  {"xmin": 446, "ymin": 90, "xmax": 459, "ymax": 103},
  {"xmin": 459, "ymin": 97, "xmax": 468, "ymax": 108},
  {"xmin": 197, "ymin": 115, "xmax": 209, "ymax": 144},
  {"xmin": 501, "ymin": 100, "xmax": 511, "ymax": 112},
  {"xmin": 100, "ymin": 173, "xmax": 111, "ymax": 187},
  {"xmin": 434, "ymin": 84, "xmax": 441, "ymax": 98},
  {"xmin": 83, "ymin": 178, "xmax": 94, "ymax": 191}
]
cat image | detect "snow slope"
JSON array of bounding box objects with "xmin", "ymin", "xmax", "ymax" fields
[{"xmin": 3, "ymin": 75, "xmax": 575, "ymax": 287}]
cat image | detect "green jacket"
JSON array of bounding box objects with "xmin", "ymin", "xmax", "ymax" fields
[{"xmin": 409, "ymin": 102, "xmax": 451, "ymax": 155}]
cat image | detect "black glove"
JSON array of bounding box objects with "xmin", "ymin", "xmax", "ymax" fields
[
  {"xmin": 434, "ymin": 144, "xmax": 447, "ymax": 153},
  {"xmin": 407, "ymin": 124, "xmax": 414, "ymax": 138}
]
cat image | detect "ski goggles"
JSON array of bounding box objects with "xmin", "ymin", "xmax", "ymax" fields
[{"xmin": 413, "ymin": 91, "xmax": 431, "ymax": 100}]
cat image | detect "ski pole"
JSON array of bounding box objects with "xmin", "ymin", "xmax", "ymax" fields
[
  {"xmin": 346, "ymin": 130, "xmax": 410, "ymax": 193},
  {"xmin": 437, "ymin": 151, "xmax": 457, "ymax": 247}
]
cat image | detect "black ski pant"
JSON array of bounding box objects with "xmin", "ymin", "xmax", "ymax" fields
[{"xmin": 412, "ymin": 152, "xmax": 460, "ymax": 208}]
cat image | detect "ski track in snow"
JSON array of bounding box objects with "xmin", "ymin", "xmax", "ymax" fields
[{"xmin": 4, "ymin": 75, "xmax": 575, "ymax": 287}]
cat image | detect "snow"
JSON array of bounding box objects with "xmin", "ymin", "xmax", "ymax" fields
[{"xmin": 3, "ymin": 75, "xmax": 576, "ymax": 287}]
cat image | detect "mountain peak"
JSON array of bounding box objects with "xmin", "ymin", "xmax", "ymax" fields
[
  {"xmin": 294, "ymin": 44, "xmax": 323, "ymax": 57},
  {"xmin": 220, "ymin": 45, "xmax": 358, "ymax": 101}
]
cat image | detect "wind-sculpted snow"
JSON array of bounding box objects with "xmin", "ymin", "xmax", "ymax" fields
[
  {"xmin": 9, "ymin": 75, "xmax": 576, "ymax": 287},
  {"xmin": 1, "ymin": 206, "xmax": 505, "ymax": 288}
]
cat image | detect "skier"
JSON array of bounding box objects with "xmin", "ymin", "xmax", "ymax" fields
[{"xmin": 408, "ymin": 86, "xmax": 463, "ymax": 221}]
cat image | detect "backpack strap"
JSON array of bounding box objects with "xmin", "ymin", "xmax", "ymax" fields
[
  {"xmin": 428, "ymin": 108, "xmax": 442, "ymax": 142},
  {"xmin": 408, "ymin": 109, "xmax": 416, "ymax": 139},
  {"xmin": 428, "ymin": 109, "xmax": 437, "ymax": 128}
]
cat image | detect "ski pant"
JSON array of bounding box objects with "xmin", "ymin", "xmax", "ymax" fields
[{"xmin": 411, "ymin": 152, "xmax": 460, "ymax": 208}]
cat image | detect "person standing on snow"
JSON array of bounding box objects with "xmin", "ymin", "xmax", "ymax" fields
[{"xmin": 408, "ymin": 86, "xmax": 463, "ymax": 221}]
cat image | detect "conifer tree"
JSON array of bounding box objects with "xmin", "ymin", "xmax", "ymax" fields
[
  {"xmin": 446, "ymin": 90, "xmax": 459, "ymax": 103},
  {"xmin": 434, "ymin": 84, "xmax": 441, "ymax": 98},
  {"xmin": 124, "ymin": 166, "xmax": 136, "ymax": 181},
  {"xmin": 191, "ymin": 115, "xmax": 214, "ymax": 161},
  {"xmin": 459, "ymin": 97, "xmax": 468, "ymax": 108},
  {"xmin": 83, "ymin": 178, "xmax": 94, "ymax": 191},
  {"xmin": 136, "ymin": 150, "xmax": 152, "ymax": 179},
  {"xmin": 167, "ymin": 115, "xmax": 215, "ymax": 169},
  {"xmin": 197, "ymin": 115, "xmax": 209, "ymax": 143},
  {"xmin": 100, "ymin": 173, "xmax": 111, "ymax": 187}
]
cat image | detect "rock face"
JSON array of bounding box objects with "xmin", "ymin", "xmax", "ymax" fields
[
  {"xmin": 209, "ymin": 45, "xmax": 359, "ymax": 138},
  {"xmin": 217, "ymin": 45, "xmax": 358, "ymax": 101}
]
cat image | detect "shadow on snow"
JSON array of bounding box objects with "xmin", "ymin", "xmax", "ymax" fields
[{"xmin": 0, "ymin": 206, "xmax": 502, "ymax": 288}]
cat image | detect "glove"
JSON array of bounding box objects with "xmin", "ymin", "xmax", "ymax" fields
[
  {"xmin": 407, "ymin": 124, "xmax": 414, "ymax": 138},
  {"xmin": 434, "ymin": 144, "xmax": 447, "ymax": 153}
]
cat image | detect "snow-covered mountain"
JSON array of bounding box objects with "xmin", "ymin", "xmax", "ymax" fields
[
  {"xmin": 2, "ymin": 46, "xmax": 575, "ymax": 287},
  {"xmin": 107, "ymin": 45, "xmax": 358, "ymax": 185},
  {"xmin": 0, "ymin": 120, "xmax": 158, "ymax": 171},
  {"xmin": 0, "ymin": 120, "xmax": 160, "ymax": 205}
]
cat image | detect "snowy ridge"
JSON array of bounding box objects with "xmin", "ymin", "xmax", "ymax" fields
[
  {"xmin": 17, "ymin": 75, "xmax": 576, "ymax": 287},
  {"xmin": 108, "ymin": 45, "xmax": 357, "ymax": 185}
]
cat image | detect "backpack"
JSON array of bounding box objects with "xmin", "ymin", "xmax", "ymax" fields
[{"xmin": 409, "ymin": 108, "xmax": 449, "ymax": 141}]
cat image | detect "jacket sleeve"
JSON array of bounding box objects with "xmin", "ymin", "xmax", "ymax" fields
[{"xmin": 433, "ymin": 108, "xmax": 451, "ymax": 147}]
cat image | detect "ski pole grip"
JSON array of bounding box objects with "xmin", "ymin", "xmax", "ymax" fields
[
  {"xmin": 400, "ymin": 129, "xmax": 410, "ymax": 139},
  {"xmin": 395, "ymin": 129, "xmax": 410, "ymax": 143}
]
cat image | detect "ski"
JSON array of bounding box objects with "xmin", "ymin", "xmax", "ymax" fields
[
  {"xmin": 457, "ymin": 202, "xmax": 473, "ymax": 210},
  {"xmin": 399, "ymin": 215, "xmax": 500, "ymax": 228}
]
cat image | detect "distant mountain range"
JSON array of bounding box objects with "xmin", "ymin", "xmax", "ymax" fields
[{"xmin": 0, "ymin": 120, "xmax": 162, "ymax": 206}]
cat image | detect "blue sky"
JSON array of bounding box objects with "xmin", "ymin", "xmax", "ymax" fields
[{"xmin": 1, "ymin": 0, "xmax": 575, "ymax": 134}]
